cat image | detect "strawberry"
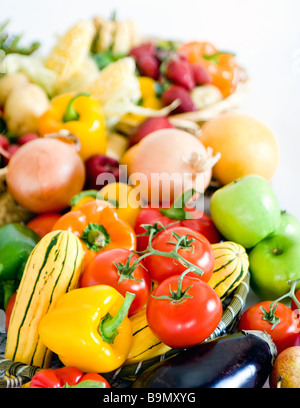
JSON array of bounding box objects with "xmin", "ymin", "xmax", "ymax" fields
[
  {"xmin": 129, "ymin": 42, "xmax": 156, "ymax": 60},
  {"xmin": 136, "ymin": 54, "xmax": 160, "ymax": 79},
  {"xmin": 165, "ymin": 57, "xmax": 195, "ymax": 90},
  {"xmin": 129, "ymin": 117, "xmax": 174, "ymax": 147},
  {"xmin": 191, "ymin": 64, "xmax": 212, "ymax": 85},
  {"xmin": 162, "ymin": 84, "xmax": 197, "ymax": 114}
]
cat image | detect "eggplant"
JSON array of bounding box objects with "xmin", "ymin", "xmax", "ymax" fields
[{"xmin": 131, "ymin": 330, "xmax": 277, "ymax": 388}]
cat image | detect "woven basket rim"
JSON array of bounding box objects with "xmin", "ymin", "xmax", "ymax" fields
[{"xmin": 0, "ymin": 272, "xmax": 249, "ymax": 388}]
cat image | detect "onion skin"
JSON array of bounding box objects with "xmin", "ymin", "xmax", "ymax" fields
[
  {"xmin": 128, "ymin": 128, "xmax": 214, "ymax": 205},
  {"xmin": 6, "ymin": 138, "xmax": 85, "ymax": 213}
]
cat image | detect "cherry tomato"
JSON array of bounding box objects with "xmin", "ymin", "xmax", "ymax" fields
[
  {"xmin": 146, "ymin": 272, "xmax": 223, "ymax": 348},
  {"xmin": 238, "ymin": 301, "xmax": 300, "ymax": 354},
  {"xmin": 79, "ymin": 248, "xmax": 151, "ymax": 316},
  {"xmin": 5, "ymin": 292, "xmax": 17, "ymax": 332},
  {"xmin": 27, "ymin": 213, "xmax": 62, "ymax": 238},
  {"xmin": 144, "ymin": 226, "xmax": 214, "ymax": 283}
]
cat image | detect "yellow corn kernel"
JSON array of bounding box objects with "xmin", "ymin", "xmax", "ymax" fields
[{"xmin": 45, "ymin": 21, "xmax": 95, "ymax": 84}]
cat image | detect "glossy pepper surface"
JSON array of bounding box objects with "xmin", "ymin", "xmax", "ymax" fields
[
  {"xmin": 38, "ymin": 285, "xmax": 135, "ymax": 373},
  {"xmin": 29, "ymin": 366, "xmax": 111, "ymax": 388},
  {"xmin": 38, "ymin": 92, "xmax": 107, "ymax": 161},
  {"xmin": 51, "ymin": 199, "xmax": 136, "ymax": 270},
  {"xmin": 0, "ymin": 223, "xmax": 40, "ymax": 309}
]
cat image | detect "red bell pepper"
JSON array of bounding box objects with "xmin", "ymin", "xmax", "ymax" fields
[{"xmin": 29, "ymin": 366, "xmax": 111, "ymax": 388}]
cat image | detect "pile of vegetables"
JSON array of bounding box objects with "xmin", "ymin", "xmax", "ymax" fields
[{"xmin": 0, "ymin": 15, "xmax": 300, "ymax": 390}]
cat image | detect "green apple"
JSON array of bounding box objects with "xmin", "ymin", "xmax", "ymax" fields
[
  {"xmin": 249, "ymin": 233, "xmax": 300, "ymax": 300},
  {"xmin": 275, "ymin": 210, "xmax": 300, "ymax": 240},
  {"xmin": 210, "ymin": 175, "xmax": 281, "ymax": 248}
]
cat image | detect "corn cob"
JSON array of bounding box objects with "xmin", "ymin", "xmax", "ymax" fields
[
  {"xmin": 45, "ymin": 20, "xmax": 95, "ymax": 89},
  {"xmin": 93, "ymin": 16, "xmax": 140, "ymax": 55}
]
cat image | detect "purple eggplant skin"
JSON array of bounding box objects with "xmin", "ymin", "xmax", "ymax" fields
[{"xmin": 131, "ymin": 330, "xmax": 277, "ymax": 389}]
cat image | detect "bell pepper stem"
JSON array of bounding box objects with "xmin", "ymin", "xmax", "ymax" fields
[
  {"xmin": 202, "ymin": 51, "xmax": 236, "ymax": 64},
  {"xmin": 69, "ymin": 190, "xmax": 99, "ymax": 207},
  {"xmin": 80, "ymin": 223, "xmax": 111, "ymax": 251},
  {"xmin": 159, "ymin": 189, "xmax": 200, "ymax": 220},
  {"xmin": 63, "ymin": 92, "xmax": 90, "ymax": 122},
  {"xmin": 100, "ymin": 292, "xmax": 135, "ymax": 343}
]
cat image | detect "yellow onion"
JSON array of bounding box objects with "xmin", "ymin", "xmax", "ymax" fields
[
  {"xmin": 6, "ymin": 138, "xmax": 85, "ymax": 213},
  {"xmin": 127, "ymin": 128, "xmax": 220, "ymax": 205}
]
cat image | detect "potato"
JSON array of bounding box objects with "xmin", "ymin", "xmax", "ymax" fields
[
  {"xmin": 4, "ymin": 83, "xmax": 49, "ymax": 136},
  {"xmin": 0, "ymin": 72, "xmax": 29, "ymax": 107}
]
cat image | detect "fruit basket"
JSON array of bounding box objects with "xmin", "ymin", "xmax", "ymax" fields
[
  {"xmin": 0, "ymin": 272, "xmax": 250, "ymax": 388},
  {"xmin": 1, "ymin": 14, "xmax": 296, "ymax": 391}
]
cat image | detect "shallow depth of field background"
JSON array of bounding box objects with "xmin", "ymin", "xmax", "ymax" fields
[{"xmin": 2, "ymin": 0, "xmax": 300, "ymax": 219}]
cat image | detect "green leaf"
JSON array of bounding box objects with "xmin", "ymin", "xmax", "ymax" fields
[{"xmin": 91, "ymin": 51, "xmax": 125, "ymax": 70}]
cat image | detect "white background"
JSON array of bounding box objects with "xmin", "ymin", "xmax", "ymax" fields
[{"xmin": 2, "ymin": 0, "xmax": 300, "ymax": 220}]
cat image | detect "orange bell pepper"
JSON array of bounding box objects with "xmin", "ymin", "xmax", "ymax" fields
[
  {"xmin": 51, "ymin": 200, "xmax": 136, "ymax": 269},
  {"xmin": 178, "ymin": 41, "xmax": 240, "ymax": 97}
]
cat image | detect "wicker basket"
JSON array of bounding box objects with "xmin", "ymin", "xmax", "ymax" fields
[
  {"xmin": 0, "ymin": 272, "xmax": 249, "ymax": 388},
  {"xmin": 0, "ymin": 167, "xmax": 33, "ymax": 227}
]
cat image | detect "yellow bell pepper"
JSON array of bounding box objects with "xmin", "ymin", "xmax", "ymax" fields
[
  {"xmin": 100, "ymin": 182, "xmax": 142, "ymax": 227},
  {"xmin": 121, "ymin": 77, "xmax": 163, "ymax": 124},
  {"xmin": 38, "ymin": 92, "xmax": 107, "ymax": 161},
  {"xmin": 38, "ymin": 285, "xmax": 135, "ymax": 373},
  {"xmin": 69, "ymin": 183, "xmax": 142, "ymax": 227}
]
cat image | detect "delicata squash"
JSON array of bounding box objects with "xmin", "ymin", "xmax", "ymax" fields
[
  {"xmin": 208, "ymin": 241, "xmax": 249, "ymax": 301},
  {"xmin": 5, "ymin": 230, "xmax": 84, "ymax": 368}
]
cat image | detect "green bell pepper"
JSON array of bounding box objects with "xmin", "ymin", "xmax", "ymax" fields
[{"xmin": 0, "ymin": 222, "xmax": 40, "ymax": 310}]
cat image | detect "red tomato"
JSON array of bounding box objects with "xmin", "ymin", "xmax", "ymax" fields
[
  {"xmin": 180, "ymin": 213, "xmax": 221, "ymax": 244},
  {"xmin": 143, "ymin": 226, "xmax": 214, "ymax": 283},
  {"xmin": 5, "ymin": 292, "xmax": 17, "ymax": 332},
  {"xmin": 79, "ymin": 248, "xmax": 151, "ymax": 316},
  {"xmin": 134, "ymin": 207, "xmax": 220, "ymax": 252},
  {"xmin": 134, "ymin": 207, "xmax": 178, "ymax": 252},
  {"xmin": 146, "ymin": 273, "xmax": 223, "ymax": 348},
  {"xmin": 27, "ymin": 213, "xmax": 62, "ymax": 238},
  {"xmin": 291, "ymin": 289, "xmax": 300, "ymax": 315},
  {"xmin": 238, "ymin": 301, "xmax": 300, "ymax": 354}
]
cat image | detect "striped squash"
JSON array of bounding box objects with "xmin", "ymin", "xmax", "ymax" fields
[
  {"xmin": 5, "ymin": 230, "xmax": 83, "ymax": 368},
  {"xmin": 125, "ymin": 307, "xmax": 171, "ymax": 365},
  {"xmin": 208, "ymin": 241, "xmax": 249, "ymax": 301}
]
